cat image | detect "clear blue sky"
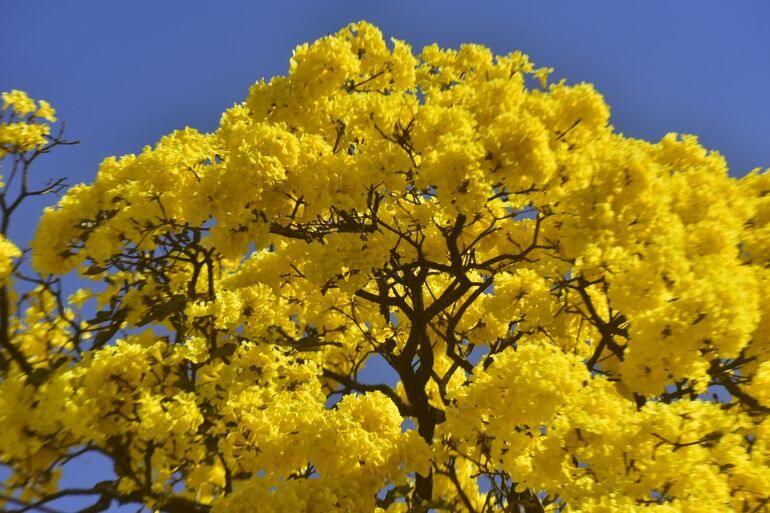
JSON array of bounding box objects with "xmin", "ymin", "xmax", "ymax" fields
[
  {"xmin": 2, "ymin": 1, "xmax": 769, "ymax": 511},
  {"xmin": 4, "ymin": 1, "xmax": 770, "ymax": 244}
]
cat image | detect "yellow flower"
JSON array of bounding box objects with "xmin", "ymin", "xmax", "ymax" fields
[
  {"xmin": 0, "ymin": 234, "xmax": 20, "ymax": 286},
  {"xmin": 5, "ymin": 22, "xmax": 769, "ymax": 513},
  {"xmin": 35, "ymin": 100, "xmax": 57, "ymax": 122},
  {"xmin": 2, "ymin": 90, "xmax": 36, "ymax": 115}
]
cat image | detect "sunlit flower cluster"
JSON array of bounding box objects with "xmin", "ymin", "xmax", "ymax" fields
[{"xmin": 1, "ymin": 21, "xmax": 769, "ymax": 513}]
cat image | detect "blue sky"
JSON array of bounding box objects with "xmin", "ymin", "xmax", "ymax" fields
[
  {"xmin": 3, "ymin": 1, "xmax": 770, "ymax": 245},
  {"xmin": 2, "ymin": 1, "xmax": 770, "ymax": 511}
]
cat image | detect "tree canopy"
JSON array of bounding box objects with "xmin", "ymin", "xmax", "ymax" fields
[{"xmin": 1, "ymin": 21, "xmax": 769, "ymax": 513}]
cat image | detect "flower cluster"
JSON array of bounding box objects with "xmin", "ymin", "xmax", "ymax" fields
[{"xmin": 2, "ymin": 21, "xmax": 769, "ymax": 513}]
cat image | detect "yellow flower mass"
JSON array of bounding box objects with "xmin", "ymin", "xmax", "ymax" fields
[{"xmin": 2, "ymin": 22, "xmax": 769, "ymax": 513}]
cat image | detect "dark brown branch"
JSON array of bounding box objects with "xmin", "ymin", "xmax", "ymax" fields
[{"xmin": 323, "ymin": 368, "xmax": 414, "ymax": 417}]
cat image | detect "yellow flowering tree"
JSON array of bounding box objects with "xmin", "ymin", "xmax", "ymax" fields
[{"xmin": 2, "ymin": 22, "xmax": 770, "ymax": 513}]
